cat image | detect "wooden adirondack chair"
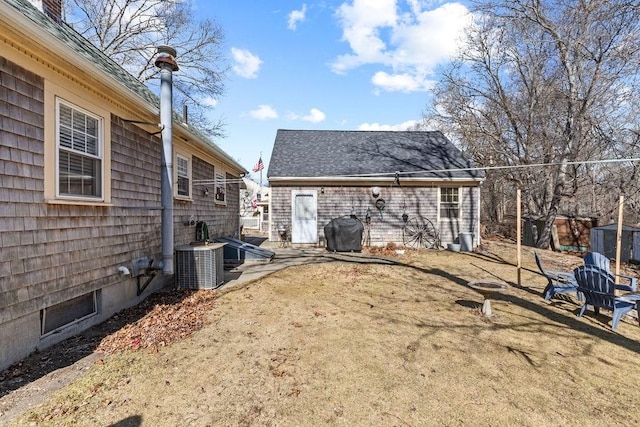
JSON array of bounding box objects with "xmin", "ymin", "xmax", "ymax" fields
[
  {"xmin": 535, "ymin": 252, "xmax": 580, "ymax": 301},
  {"xmin": 573, "ymin": 265, "xmax": 640, "ymax": 330}
]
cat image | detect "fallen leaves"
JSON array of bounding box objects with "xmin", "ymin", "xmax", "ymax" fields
[{"xmin": 95, "ymin": 289, "xmax": 217, "ymax": 355}]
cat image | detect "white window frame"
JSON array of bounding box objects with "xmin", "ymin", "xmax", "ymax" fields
[
  {"xmin": 439, "ymin": 187, "xmax": 460, "ymax": 219},
  {"xmin": 55, "ymin": 98, "xmax": 104, "ymax": 200},
  {"xmin": 175, "ymin": 153, "xmax": 192, "ymax": 199},
  {"xmin": 215, "ymin": 172, "xmax": 226, "ymax": 204}
]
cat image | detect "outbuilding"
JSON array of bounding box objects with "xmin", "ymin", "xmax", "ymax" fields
[{"xmin": 267, "ymin": 129, "xmax": 485, "ymax": 248}]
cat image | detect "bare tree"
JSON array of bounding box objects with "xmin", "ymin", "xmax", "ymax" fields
[
  {"xmin": 427, "ymin": 0, "xmax": 640, "ymax": 246},
  {"xmin": 65, "ymin": 0, "xmax": 227, "ymax": 137}
]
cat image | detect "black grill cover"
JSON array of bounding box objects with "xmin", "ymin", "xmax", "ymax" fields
[{"xmin": 324, "ymin": 217, "xmax": 363, "ymax": 252}]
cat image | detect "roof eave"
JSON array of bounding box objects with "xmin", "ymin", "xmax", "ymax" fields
[
  {"xmin": 2, "ymin": 1, "xmax": 246, "ymax": 174},
  {"xmin": 268, "ymin": 176, "xmax": 485, "ymax": 184},
  {"xmin": 175, "ymin": 125, "xmax": 247, "ymax": 175},
  {"xmin": 0, "ymin": 1, "xmax": 158, "ymax": 118}
]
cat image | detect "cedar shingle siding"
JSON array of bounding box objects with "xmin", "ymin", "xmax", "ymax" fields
[
  {"xmin": 267, "ymin": 129, "xmax": 483, "ymax": 247},
  {"xmin": 1, "ymin": 57, "xmax": 47, "ymax": 323},
  {"xmin": 1, "ymin": 0, "xmax": 245, "ymax": 370},
  {"xmin": 270, "ymin": 185, "xmax": 479, "ymax": 246}
]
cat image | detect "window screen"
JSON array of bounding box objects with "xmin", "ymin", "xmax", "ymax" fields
[
  {"xmin": 177, "ymin": 155, "xmax": 190, "ymax": 197},
  {"xmin": 57, "ymin": 101, "xmax": 102, "ymax": 197}
]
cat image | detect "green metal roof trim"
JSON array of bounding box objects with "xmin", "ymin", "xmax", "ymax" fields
[
  {"xmin": 4, "ymin": 0, "xmax": 244, "ymax": 173},
  {"xmin": 6, "ymin": 0, "xmax": 157, "ymax": 106}
]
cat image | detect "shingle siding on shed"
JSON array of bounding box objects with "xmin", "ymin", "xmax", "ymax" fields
[{"xmin": 270, "ymin": 184, "xmax": 479, "ymax": 246}]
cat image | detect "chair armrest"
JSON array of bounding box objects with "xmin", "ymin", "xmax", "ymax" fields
[
  {"xmin": 545, "ymin": 270, "xmax": 577, "ymax": 283},
  {"xmin": 617, "ymin": 293, "xmax": 640, "ymax": 303},
  {"xmin": 613, "ymin": 274, "xmax": 637, "ymax": 292}
]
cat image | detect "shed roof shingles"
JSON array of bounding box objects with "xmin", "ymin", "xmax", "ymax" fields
[{"xmin": 268, "ymin": 130, "xmax": 485, "ymax": 180}]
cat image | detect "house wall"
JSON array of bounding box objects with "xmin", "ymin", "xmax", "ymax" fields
[
  {"xmin": 0, "ymin": 54, "xmax": 240, "ymax": 371},
  {"xmin": 174, "ymin": 159, "xmax": 240, "ymax": 243},
  {"xmin": 269, "ymin": 184, "xmax": 480, "ymax": 247}
]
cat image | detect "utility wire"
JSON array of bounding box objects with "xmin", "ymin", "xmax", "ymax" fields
[
  {"xmin": 194, "ymin": 156, "xmax": 640, "ymax": 185},
  {"xmin": 333, "ymin": 157, "xmax": 640, "ymax": 179}
]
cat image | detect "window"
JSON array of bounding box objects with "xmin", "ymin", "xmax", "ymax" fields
[
  {"xmin": 215, "ymin": 173, "xmax": 226, "ymax": 202},
  {"xmin": 56, "ymin": 100, "xmax": 103, "ymax": 198},
  {"xmin": 440, "ymin": 187, "xmax": 459, "ymax": 219},
  {"xmin": 295, "ymin": 194, "xmax": 315, "ymax": 219},
  {"xmin": 41, "ymin": 291, "xmax": 98, "ymax": 336},
  {"xmin": 176, "ymin": 154, "xmax": 190, "ymax": 197}
]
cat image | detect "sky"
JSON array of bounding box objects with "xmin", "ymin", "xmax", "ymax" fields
[{"xmin": 195, "ymin": 1, "xmax": 472, "ymax": 181}]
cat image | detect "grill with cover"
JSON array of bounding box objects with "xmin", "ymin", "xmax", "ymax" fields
[{"xmin": 324, "ymin": 217, "xmax": 363, "ymax": 252}]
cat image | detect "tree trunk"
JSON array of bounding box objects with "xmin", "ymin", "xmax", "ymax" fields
[{"xmin": 537, "ymin": 160, "xmax": 568, "ymax": 248}]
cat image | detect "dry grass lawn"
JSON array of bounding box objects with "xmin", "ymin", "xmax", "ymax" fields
[{"xmin": 9, "ymin": 240, "xmax": 640, "ymax": 426}]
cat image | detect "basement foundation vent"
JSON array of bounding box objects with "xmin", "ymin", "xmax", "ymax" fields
[{"xmin": 41, "ymin": 290, "xmax": 99, "ymax": 336}]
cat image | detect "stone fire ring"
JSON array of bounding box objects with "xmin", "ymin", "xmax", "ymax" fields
[{"xmin": 467, "ymin": 281, "xmax": 508, "ymax": 317}]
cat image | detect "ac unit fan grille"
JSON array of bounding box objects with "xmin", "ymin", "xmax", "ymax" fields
[{"xmin": 175, "ymin": 246, "xmax": 224, "ymax": 289}]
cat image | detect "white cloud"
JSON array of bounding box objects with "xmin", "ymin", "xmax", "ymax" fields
[
  {"xmin": 231, "ymin": 47, "xmax": 263, "ymax": 79},
  {"xmin": 331, "ymin": 1, "xmax": 472, "ymax": 92},
  {"xmin": 371, "ymin": 71, "xmax": 434, "ymax": 93},
  {"xmin": 358, "ymin": 120, "xmax": 420, "ymax": 131},
  {"xmin": 288, "ymin": 108, "xmax": 327, "ymax": 123},
  {"xmin": 201, "ymin": 97, "xmax": 218, "ymax": 107},
  {"xmin": 249, "ymin": 105, "xmax": 278, "ymax": 120},
  {"xmin": 301, "ymin": 108, "xmax": 326, "ymax": 123},
  {"xmin": 331, "ymin": 0, "xmax": 397, "ymax": 73},
  {"xmin": 288, "ymin": 4, "xmax": 307, "ymax": 30}
]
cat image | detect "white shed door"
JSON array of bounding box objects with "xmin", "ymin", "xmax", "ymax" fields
[{"xmin": 291, "ymin": 190, "xmax": 317, "ymax": 244}]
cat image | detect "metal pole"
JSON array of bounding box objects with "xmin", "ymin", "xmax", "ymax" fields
[{"xmin": 155, "ymin": 46, "xmax": 179, "ymax": 275}]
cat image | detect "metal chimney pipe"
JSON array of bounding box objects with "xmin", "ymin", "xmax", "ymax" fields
[{"xmin": 155, "ymin": 46, "xmax": 179, "ymax": 275}]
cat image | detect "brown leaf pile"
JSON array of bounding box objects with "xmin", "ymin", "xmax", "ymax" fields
[
  {"xmin": 363, "ymin": 242, "xmax": 405, "ymax": 256},
  {"xmin": 96, "ymin": 289, "xmax": 217, "ymax": 355}
]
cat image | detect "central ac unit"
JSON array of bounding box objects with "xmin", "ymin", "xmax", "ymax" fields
[{"xmin": 175, "ymin": 244, "xmax": 225, "ymax": 289}]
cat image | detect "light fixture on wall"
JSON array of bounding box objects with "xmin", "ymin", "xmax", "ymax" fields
[
  {"xmin": 371, "ymin": 186, "xmax": 380, "ymax": 198},
  {"xmin": 203, "ymin": 187, "xmax": 209, "ymax": 197},
  {"xmin": 321, "ymin": 187, "xmax": 325, "ymax": 194}
]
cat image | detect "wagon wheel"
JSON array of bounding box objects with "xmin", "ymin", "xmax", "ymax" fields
[{"xmin": 403, "ymin": 217, "xmax": 438, "ymax": 249}]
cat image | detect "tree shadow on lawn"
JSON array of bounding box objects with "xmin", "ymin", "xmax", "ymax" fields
[
  {"xmin": 3, "ymin": 248, "xmax": 637, "ymax": 404},
  {"xmin": 302, "ymin": 251, "xmax": 640, "ymax": 355},
  {"xmin": 421, "ymin": 265, "xmax": 640, "ymax": 354}
]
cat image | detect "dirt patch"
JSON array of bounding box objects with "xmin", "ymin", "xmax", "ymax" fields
[{"xmin": 3, "ymin": 240, "xmax": 640, "ymax": 426}]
